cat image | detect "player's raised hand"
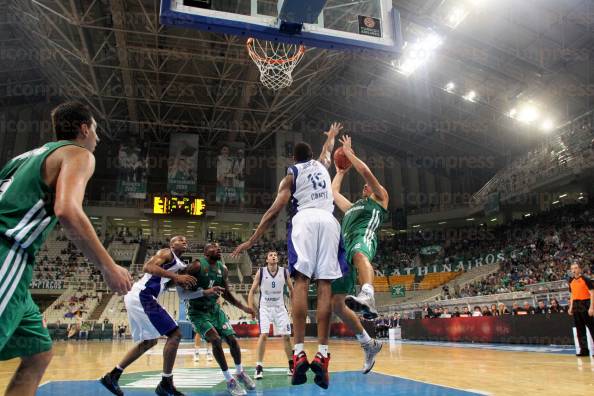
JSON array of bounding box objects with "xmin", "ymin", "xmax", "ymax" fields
[
  {"xmin": 103, "ymin": 264, "xmax": 133, "ymax": 295},
  {"xmin": 204, "ymin": 286, "xmax": 225, "ymax": 297},
  {"xmin": 175, "ymin": 274, "xmax": 198, "ymax": 289},
  {"xmin": 339, "ymin": 135, "xmax": 354, "ymax": 155},
  {"xmin": 231, "ymin": 241, "xmax": 253, "ymax": 258},
  {"xmin": 325, "ymin": 122, "xmax": 343, "ymax": 138}
]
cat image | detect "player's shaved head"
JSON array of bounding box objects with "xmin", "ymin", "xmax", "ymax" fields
[
  {"xmin": 294, "ymin": 142, "xmax": 313, "ymax": 162},
  {"xmin": 170, "ymin": 235, "xmax": 186, "ymax": 245},
  {"xmin": 204, "ymin": 242, "xmax": 220, "ymax": 254}
]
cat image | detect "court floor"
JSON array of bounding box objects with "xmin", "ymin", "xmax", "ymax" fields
[{"xmin": 1, "ymin": 338, "xmax": 593, "ymax": 395}]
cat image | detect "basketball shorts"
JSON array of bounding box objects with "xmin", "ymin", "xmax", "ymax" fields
[
  {"xmin": 124, "ymin": 290, "xmax": 178, "ymax": 342},
  {"xmin": 287, "ymin": 208, "xmax": 348, "ymax": 280},
  {"xmin": 0, "ymin": 240, "xmax": 52, "ymax": 360},
  {"xmin": 188, "ymin": 305, "xmax": 235, "ymax": 340},
  {"xmin": 332, "ymin": 234, "xmax": 377, "ymax": 295},
  {"xmin": 259, "ymin": 305, "xmax": 291, "ymax": 336}
]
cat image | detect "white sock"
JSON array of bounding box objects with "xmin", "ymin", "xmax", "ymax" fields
[
  {"xmin": 162, "ymin": 373, "xmax": 173, "ymax": 378},
  {"xmin": 318, "ymin": 344, "xmax": 329, "ymax": 358},
  {"xmin": 256, "ymin": 361, "xmax": 263, "ymax": 367},
  {"xmin": 356, "ymin": 330, "xmax": 372, "ymax": 345},
  {"xmin": 362, "ymin": 284, "xmax": 374, "ymax": 296},
  {"xmin": 294, "ymin": 343, "xmax": 304, "ymax": 355},
  {"xmin": 222, "ymin": 370, "xmax": 232, "ymax": 381},
  {"xmin": 115, "ymin": 365, "xmax": 124, "ymax": 371},
  {"xmin": 235, "ymin": 364, "xmax": 243, "ymax": 374}
]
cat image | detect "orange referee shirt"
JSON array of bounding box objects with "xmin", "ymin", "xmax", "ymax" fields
[{"xmin": 569, "ymin": 275, "xmax": 594, "ymax": 301}]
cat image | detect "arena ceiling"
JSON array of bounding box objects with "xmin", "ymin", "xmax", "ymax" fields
[{"xmin": 2, "ymin": 0, "xmax": 593, "ymax": 163}]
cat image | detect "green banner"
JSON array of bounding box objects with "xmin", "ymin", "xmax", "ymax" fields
[
  {"xmin": 168, "ymin": 133, "xmax": 199, "ymax": 195},
  {"xmin": 391, "ymin": 285, "xmax": 405, "ymax": 298}
]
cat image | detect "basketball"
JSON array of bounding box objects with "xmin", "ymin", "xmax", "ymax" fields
[{"xmin": 334, "ymin": 147, "xmax": 352, "ymax": 170}]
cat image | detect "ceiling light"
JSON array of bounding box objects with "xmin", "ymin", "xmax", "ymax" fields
[
  {"xmin": 412, "ymin": 224, "xmax": 420, "ymax": 228},
  {"xmin": 466, "ymin": 218, "xmax": 474, "ymax": 221},
  {"xmin": 490, "ymin": 218, "xmax": 497, "ymax": 222},
  {"xmin": 446, "ymin": 7, "xmax": 469, "ymax": 28},
  {"xmin": 463, "ymin": 91, "xmax": 477, "ymax": 102},
  {"xmin": 445, "ymin": 82, "xmax": 455, "ymax": 93},
  {"xmin": 552, "ymin": 200, "xmax": 560, "ymax": 204},
  {"xmin": 113, "ymin": 218, "xmax": 123, "ymax": 221},
  {"xmin": 140, "ymin": 219, "xmax": 148, "ymax": 222},
  {"xmin": 508, "ymin": 108, "xmax": 517, "ymax": 118},
  {"xmin": 438, "ymin": 221, "xmax": 447, "ymax": 225},
  {"xmin": 524, "ymin": 213, "xmax": 531, "ymax": 217},
  {"xmin": 517, "ymin": 104, "xmax": 539, "ymax": 124},
  {"xmin": 395, "ymin": 32, "xmax": 443, "ymax": 76},
  {"xmin": 559, "ymin": 194, "xmax": 567, "ymax": 198},
  {"xmin": 541, "ymin": 119, "xmax": 554, "ymax": 132}
]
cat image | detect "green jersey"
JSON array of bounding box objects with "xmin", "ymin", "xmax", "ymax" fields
[
  {"xmin": 0, "ymin": 141, "xmax": 78, "ymax": 256},
  {"xmin": 186, "ymin": 257, "xmax": 225, "ymax": 314},
  {"xmin": 342, "ymin": 197, "xmax": 388, "ymax": 243}
]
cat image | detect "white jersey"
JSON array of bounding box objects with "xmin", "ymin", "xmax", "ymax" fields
[
  {"xmin": 132, "ymin": 249, "xmax": 187, "ymax": 298},
  {"xmin": 287, "ymin": 160, "xmax": 334, "ymax": 215},
  {"xmin": 259, "ymin": 266, "xmax": 288, "ymax": 308}
]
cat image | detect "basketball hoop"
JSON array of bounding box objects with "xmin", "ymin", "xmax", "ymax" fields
[{"xmin": 246, "ymin": 38, "xmax": 305, "ymax": 90}]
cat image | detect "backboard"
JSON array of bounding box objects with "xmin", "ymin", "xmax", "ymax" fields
[{"xmin": 160, "ymin": 0, "xmax": 403, "ymax": 54}]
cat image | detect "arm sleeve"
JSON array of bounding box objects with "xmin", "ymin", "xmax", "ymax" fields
[
  {"xmin": 177, "ymin": 286, "xmax": 204, "ymax": 300},
  {"xmin": 584, "ymin": 276, "xmax": 594, "ymax": 290}
]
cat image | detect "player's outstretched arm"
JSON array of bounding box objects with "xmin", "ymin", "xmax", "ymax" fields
[
  {"xmin": 221, "ymin": 266, "xmax": 254, "ymax": 316},
  {"xmin": 231, "ymin": 175, "xmax": 292, "ymax": 256},
  {"xmin": 177, "ymin": 285, "xmax": 225, "ymax": 300},
  {"xmin": 339, "ymin": 135, "xmax": 389, "ymax": 208},
  {"xmin": 247, "ymin": 269, "xmax": 261, "ymax": 318},
  {"xmin": 54, "ymin": 147, "xmax": 132, "ymax": 295},
  {"xmin": 143, "ymin": 250, "xmax": 197, "ymax": 289},
  {"xmin": 331, "ymin": 164, "xmax": 354, "ymax": 213},
  {"xmin": 318, "ymin": 122, "xmax": 343, "ymax": 168}
]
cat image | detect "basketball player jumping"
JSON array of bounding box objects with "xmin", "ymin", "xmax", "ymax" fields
[
  {"xmin": 232, "ymin": 122, "xmax": 347, "ymax": 389},
  {"xmin": 332, "ymin": 135, "xmax": 388, "ymax": 320},
  {"xmin": 179, "ymin": 242, "xmax": 256, "ymax": 396},
  {"xmin": 0, "ymin": 101, "xmax": 132, "ymax": 396},
  {"xmin": 247, "ymin": 250, "xmax": 294, "ymax": 379},
  {"xmin": 101, "ymin": 236, "xmax": 197, "ymax": 396}
]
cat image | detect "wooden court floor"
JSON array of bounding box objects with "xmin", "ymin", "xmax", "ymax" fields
[{"xmin": 0, "ymin": 338, "xmax": 592, "ymax": 395}]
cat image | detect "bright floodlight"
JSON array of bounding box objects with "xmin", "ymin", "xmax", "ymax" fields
[
  {"xmin": 517, "ymin": 104, "xmax": 539, "ymax": 124},
  {"xmin": 445, "ymin": 81, "xmax": 455, "ymax": 92},
  {"xmin": 463, "ymin": 91, "xmax": 477, "ymax": 102},
  {"xmin": 541, "ymin": 119, "xmax": 554, "ymax": 132},
  {"xmin": 395, "ymin": 33, "xmax": 443, "ymax": 76},
  {"xmin": 508, "ymin": 108, "xmax": 517, "ymax": 118},
  {"xmin": 447, "ymin": 7, "xmax": 469, "ymax": 28}
]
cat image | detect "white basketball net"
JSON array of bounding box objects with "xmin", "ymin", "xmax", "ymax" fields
[{"xmin": 246, "ymin": 38, "xmax": 305, "ymax": 90}]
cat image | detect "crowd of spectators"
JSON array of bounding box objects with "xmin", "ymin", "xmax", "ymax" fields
[
  {"xmin": 418, "ymin": 297, "xmax": 566, "ymax": 319},
  {"xmin": 444, "ymin": 204, "xmax": 594, "ymax": 298}
]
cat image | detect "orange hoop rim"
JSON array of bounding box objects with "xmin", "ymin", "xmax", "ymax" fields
[{"xmin": 246, "ymin": 37, "xmax": 305, "ymax": 65}]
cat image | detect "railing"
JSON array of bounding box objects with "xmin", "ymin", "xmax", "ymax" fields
[
  {"xmin": 378, "ymin": 280, "xmax": 573, "ymax": 315},
  {"xmin": 229, "ymin": 284, "xmax": 251, "ymax": 293}
]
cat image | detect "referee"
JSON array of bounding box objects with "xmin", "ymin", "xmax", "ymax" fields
[{"xmin": 568, "ymin": 261, "xmax": 594, "ymax": 357}]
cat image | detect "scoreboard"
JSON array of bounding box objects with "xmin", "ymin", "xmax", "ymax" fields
[{"xmin": 153, "ymin": 196, "xmax": 206, "ymax": 216}]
